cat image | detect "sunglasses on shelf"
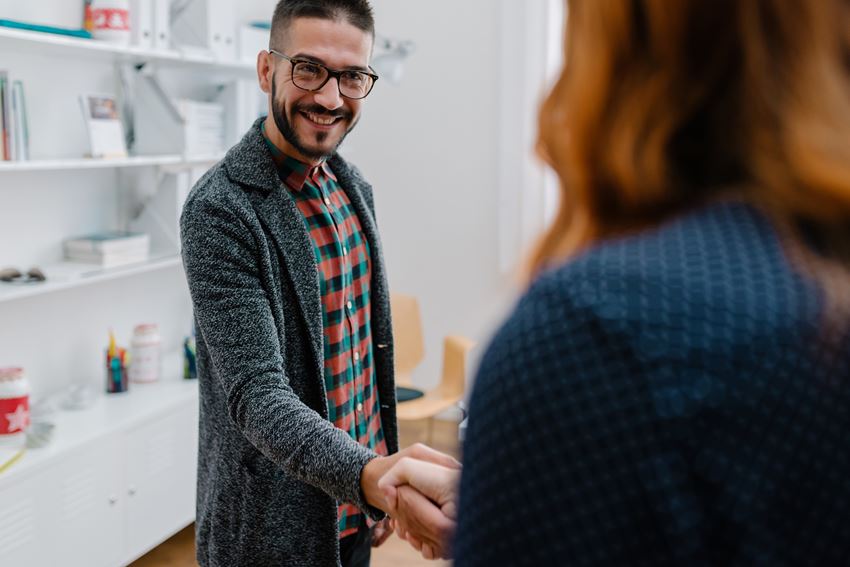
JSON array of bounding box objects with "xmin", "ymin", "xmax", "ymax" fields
[{"xmin": 0, "ymin": 267, "xmax": 46, "ymax": 283}]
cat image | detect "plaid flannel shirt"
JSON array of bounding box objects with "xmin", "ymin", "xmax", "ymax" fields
[{"xmin": 263, "ymin": 127, "xmax": 388, "ymax": 539}]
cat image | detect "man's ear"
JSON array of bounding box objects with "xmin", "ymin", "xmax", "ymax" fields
[{"xmin": 258, "ymin": 51, "xmax": 273, "ymax": 94}]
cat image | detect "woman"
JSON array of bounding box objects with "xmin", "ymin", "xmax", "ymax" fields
[{"xmin": 447, "ymin": 1, "xmax": 850, "ymax": 565}]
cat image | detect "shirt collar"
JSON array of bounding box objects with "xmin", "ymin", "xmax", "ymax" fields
[{"xmin": 261, "ymin": 121, "xmax": 337, "ymax": 191}]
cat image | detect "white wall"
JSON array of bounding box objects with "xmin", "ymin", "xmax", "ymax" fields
[{"xmin": 344, "ymin": 0, "xmax": 523, "ymax": 393}]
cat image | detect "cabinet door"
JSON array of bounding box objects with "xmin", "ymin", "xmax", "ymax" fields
[
  {"xmin": 0, "ymin": 434, "xmax": 125, "ymax": 567},
  {"xmin": 50, "ymin": 433, "xmax": 126, "ymax": 567},
  {"xmin": 123, "ymin": 400, "xmax": 198, "ymax": 562},
  {"xmin": 0, "ymin": 467, "xmax": 53, "ymax": 566}
]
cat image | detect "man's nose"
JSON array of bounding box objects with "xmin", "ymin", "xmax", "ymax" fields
[{"xmin": 313, "ymin": 77, "xmax": 344, "ymax": 111}]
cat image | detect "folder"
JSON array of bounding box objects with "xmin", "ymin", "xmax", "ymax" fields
[
  {"xmin": 130, "ymin": 0, "xmax": 154, "ymax": 49},
  {"xmin": 153, "ymin": 0, "xmax": 171, "ymax": 50}
]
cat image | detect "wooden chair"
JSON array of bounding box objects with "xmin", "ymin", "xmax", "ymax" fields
[{"xmin": 390, "ymin": 293, "xmax": 475, "ymax": 443}]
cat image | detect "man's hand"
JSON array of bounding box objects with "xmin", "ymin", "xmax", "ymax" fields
[
  {"xmin": 379, "ymin": 457, "xmax": 460, "ymax": 519},
  {"xmin": 360, "ymin": 443, "xmax": 460, "ymax": 513},
  {"xmin": 378, "ymin": 458, "xmax": 461, "ymax": 560},
  {"xmin": 371, "ymin": 517, "xmax": 393, "ymax": 548}
]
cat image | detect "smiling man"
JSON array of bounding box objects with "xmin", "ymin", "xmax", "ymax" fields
[{"xmin": 180, "ymin": 1, "xmax": 459, "ymax": 566}]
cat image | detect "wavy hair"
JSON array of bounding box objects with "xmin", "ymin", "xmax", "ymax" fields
[{"xmin": 531, "ymin": 0, "xmax": 850, "ymax": 276}]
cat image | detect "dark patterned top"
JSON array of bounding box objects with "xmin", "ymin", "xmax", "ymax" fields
[
  {"xmin": 455, "ymin": 202, "xmax": 850, "ymax": 566},
  {"xmin": 263, "ymin": 129, "xmax": 387, "ymax": 539}
]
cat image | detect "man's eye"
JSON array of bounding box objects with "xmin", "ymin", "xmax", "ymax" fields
[
  {"xmin": 296, "ymin": 63, "xmax": 322, "ymax": 76},
  {"xmin": 341, "ymin": 71, "xmax": 366, "ymax": 85}
]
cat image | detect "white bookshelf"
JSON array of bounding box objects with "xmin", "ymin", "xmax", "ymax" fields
[
  {"xmin": 0, "ymin": 153, "xmax": 224, "ymax": 173},
  {"xmin": 0, "ymin": 27, "xmax": 254, "ymax": 73},
  {"xmin": 0, "ymin": 255, "xmax": 182, "ymax": 304},
  {"xmin": 0, "ymin": 8, "xmax": 258, "ymax": 565}
]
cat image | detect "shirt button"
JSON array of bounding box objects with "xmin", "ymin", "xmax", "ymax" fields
[
  {"xmin": 323, "ymin": 197, "xmax": 331, "ymax": 206},
  {"xmin": 354, "ymin": 352, "xmax": 360, "ymax": 362},
  {"xmin": 356, "ymin": 402, "xmax": 363, "ymax": 412},
  {"xmin": 343, "ymin": 246, "xmax": 348, "ymax": 256},
  {"xmin": 347, "ymin": 301, "xmax": 353, "ymax": 311}
]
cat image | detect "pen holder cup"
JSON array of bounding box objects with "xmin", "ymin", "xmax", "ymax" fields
[{"xmin": 105, "ymin": 355, "xmax": 128, "ymax": 394}]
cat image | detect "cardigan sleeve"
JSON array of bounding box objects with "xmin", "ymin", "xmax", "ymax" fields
[
  {"xmin": 453, "ymin": 270, "xmax": 704, "ymax": 566},
  {"xmin": 181, "ymin": 187, "xmax": 382, "ymax": 518}
]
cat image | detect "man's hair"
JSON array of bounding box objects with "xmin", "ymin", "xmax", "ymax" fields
[{"xmin": 270, "ymin": 0, "xmax": 375, "ymax": 48}]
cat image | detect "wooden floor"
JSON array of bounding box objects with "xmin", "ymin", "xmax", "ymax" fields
[{"xmin": 130, "ymin": 419, "xmax": 459, "ymax": 567}]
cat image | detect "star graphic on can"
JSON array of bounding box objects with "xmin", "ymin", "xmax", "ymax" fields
[{"xmin": 5, "ymin": 404, "xmax": 29, "ymax": 433}]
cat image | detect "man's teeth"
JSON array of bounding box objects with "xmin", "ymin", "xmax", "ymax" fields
[{"xmin": 305, "ymin": 112, "xmax": 337, "ymax": 125}]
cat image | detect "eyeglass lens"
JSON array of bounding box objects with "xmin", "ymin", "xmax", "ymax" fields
[{"xmin": 292, "ymin": 61, "xmax": 373, "ymax": 99}]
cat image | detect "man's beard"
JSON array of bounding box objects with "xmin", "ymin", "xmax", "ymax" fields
[{"xmin": 270, "ymin": 77, "xmax": 357, "ymax": 161}]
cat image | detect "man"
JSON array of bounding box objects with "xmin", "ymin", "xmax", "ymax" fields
[{"xmin": 180, "ymin": 1, "xmax": 458, "ymax": 565}]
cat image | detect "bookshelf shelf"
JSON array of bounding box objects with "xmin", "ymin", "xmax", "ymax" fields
[
  {"xmin": 0, "ymin": 27, "xmax": 255, "ymax": 73},
  {"xmin": 0, "ymin": 254, "xmax": 182, "ymax": 304},
  {"xmin": 0, "ymin": 153, "xmax": 224, "ymax": 173}
]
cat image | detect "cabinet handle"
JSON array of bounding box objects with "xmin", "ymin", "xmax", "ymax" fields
[
  {"xmin": 108, "ymin": 495, "xmax": 118, "ymax": 505},
  {"xmin": 128, "ymin": 485, "xmax": 137, "ymax": 496}
]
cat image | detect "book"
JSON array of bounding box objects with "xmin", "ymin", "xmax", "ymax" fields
[
  {"xmin": 12, "ymin": 80, "xmax": 28, "ymax": 161},
  {"xmin": 63, "ymin": 251, "xmax": 150, "ymax": 268},
  {"xmin": 79, "ymin": 93, "xmax": 128, "ymax": 158},
  {"xmin": 64, "ymin": 231, "xmax": 150, "ymax": 255},
  {"xmin": 64, "ymin": 230, "xmax": 151, "ymax": 268},
  {"xmin": 0, "ymin": 76, "xmax": 4, "ymax": 160},
  {"xmin": 0, "ymin": 19, "xmax": 92, "ymax": 39},
  {"xmin": 0, "ymin": 71, "xmax": 12, "ymax": 161}
]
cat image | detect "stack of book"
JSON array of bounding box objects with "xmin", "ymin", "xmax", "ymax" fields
[
  {"xmin": 63, "ymin": 231, "xmax": 151, "ymax": 268},
  {"xmin": 0, "ymin": 71, "xmax": 30, "ymax": 161}
]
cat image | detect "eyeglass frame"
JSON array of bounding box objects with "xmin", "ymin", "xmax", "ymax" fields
[{"xmin": 268, "ymin": 49, "xmax": 380, "ymax": 100}]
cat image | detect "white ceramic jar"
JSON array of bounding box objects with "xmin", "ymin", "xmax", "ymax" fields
[
  {"xmin": 0, "ymin": 367, "xmax": 30, "ymax": 449},
  {"xmin": 90, "ymin": 0, "xmax": 131, "ymax": 45},
  {"xmin": 129, "ymin": 323, "xmax": 161, "ymax": 383}
]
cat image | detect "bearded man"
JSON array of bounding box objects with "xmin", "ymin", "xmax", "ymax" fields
[{"xmin": 180, "ymin": 2, "xmax": 457, "ymax": 565}]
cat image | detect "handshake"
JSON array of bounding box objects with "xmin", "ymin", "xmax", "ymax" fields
[{"xmin": 361, "ymin": 444, "xmax": 462, "ymax": 560}]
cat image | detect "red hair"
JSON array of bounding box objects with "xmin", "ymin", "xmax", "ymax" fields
[{"xmin": 531, "ymin": 0, "xmax": 850, "ymax": 275}]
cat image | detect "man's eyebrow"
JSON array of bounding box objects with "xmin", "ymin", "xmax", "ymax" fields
[{"xmin": 291, "ymin": 52, "xmax": 370, "ymax": 72}]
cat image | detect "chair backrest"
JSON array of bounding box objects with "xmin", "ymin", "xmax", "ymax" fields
[
  {"xmin": 438, "ymin": 335, "xmax": 476, "ymax": 398},
  {"xmin": 390, "ymin": 293, "xmax": 425, "ymax": 387}
]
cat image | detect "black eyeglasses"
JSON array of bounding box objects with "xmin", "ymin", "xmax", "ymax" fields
[{"xmin": 269, "ymin": 49, "xmax": 379, "ymax": 100}]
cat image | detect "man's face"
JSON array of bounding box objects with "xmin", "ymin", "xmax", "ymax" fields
[{"xmin": 268, "ymin": 18, "xmax": 373, "ymax": 162}]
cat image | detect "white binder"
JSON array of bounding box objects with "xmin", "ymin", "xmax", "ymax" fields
[
  {"xmin": 130, "ymin": 0, "xmax": 154, "ymax": 49},
  {"xmin": 153, "ymin": 0, "xmax": 171, "ymax": 50},
  {"xmin": 171, "ymin": 0, "xmax": 237, "ymax": 61}
]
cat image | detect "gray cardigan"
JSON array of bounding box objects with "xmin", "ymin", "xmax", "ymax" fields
[{"xmin": 180, "ymin": 119, "xmax": 399, "ymax": 567}]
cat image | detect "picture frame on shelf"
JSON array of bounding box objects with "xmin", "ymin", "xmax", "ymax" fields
[{"xmin": 79, "ymin": 93, "xmax": 128, "ymax": 158}]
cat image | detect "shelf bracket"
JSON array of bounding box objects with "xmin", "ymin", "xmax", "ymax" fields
[{"xmin": 135, "ymin": 64, "xmax": 186, "ymax": 125}]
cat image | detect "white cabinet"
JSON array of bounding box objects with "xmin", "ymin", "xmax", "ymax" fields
[
  {"xmin": 50, "ymin": 434, "xmax": 126, "ymax": 567},
  {"xmin": 0, "ymin": 380, "xmax": 198, "ymax": 567},
  {"xmin": 0, "ymin": 463, "xmax": 105, "ymax": 567},
  {"xmin": 0, "ymin": 467, "xmax": 54, "ymax": 566},
  {"xmin": 123, "ymin": 401, "xmax": 198, "ymax": 563}
]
